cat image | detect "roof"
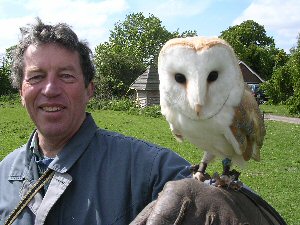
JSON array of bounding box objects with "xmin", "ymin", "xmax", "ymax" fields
[
  {"xmin": 130, "ymin": 61, "xmax": 265, "ymax": 92},
  {"xmin": 130, "ymin": 66, "xmax": 159, "ymax": 91},
  {"xmin": 239, "ymin": 61, "xmax": 265, "ymax": 83}
]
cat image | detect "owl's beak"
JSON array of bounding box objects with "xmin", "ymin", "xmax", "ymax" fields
[{"xmin": 195, "ymin": 104, "xmax": 202, "ymax": 117}]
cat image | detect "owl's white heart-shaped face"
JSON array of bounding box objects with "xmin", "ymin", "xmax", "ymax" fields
[{"xmin": 158, "ymin": 37, "xmax": 244, "ymax": 120}]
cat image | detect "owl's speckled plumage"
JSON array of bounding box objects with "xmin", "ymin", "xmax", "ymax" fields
[{"xmin": 158, "ymin": 36, "xmax": 266, "ymax": 179}]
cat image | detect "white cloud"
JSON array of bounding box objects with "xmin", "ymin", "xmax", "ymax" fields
[
  {"xmin": 0, "ymin": 0, "xmax": 128, "ymax": 54},
  {"xmin": 133, "ymin": 0, "xmax": 212, "ymax": 20},
  {"xmin": 2, "ymin": 0, "xmax": 298, "ymax": 55},
  {"xmin": 155, "ymin": 0, "xmax": 211, "ymax": 18},
  {"xmin": 0, "ymin": 16, "xmax": 34, "ymax": 54},
  {"xmin": 233, "ymin": 0, "xmax": 300, "ymax": 52}
]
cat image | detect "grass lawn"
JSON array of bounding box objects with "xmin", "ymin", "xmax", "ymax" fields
[
  {"xmin": 260, "ymin": 103, "xmax": 300, "ymax": 118},
  {"xmin": 0, "ymin": 103, "xmax": 299, "ymax": 224}
]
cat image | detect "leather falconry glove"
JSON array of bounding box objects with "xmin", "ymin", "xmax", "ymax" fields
[{"xmin": 130, "ymin": 178, "xmax": 287, "ymax": 225}]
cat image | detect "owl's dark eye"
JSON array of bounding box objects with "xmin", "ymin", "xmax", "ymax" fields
[
  {"xmin": 207, "ymin": 71, "xmax": 218, "ymax": 82},
  {"xmin": 174, "ymin": 73, "xmax": 186, "ymax": 84}
]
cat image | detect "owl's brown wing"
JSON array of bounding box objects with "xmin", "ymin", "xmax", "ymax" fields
[{"xmin": 230, "ymin": 85, "xmax": 266, "ymax": 161}]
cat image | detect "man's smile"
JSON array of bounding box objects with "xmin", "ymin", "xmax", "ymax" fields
[
  {"xmin": 42, "ymin": 106, "xmax": 63, "ymax": 112},
  {"xmin": 39, "ymin": 104, "xmax": 66, "ymax": 112}
]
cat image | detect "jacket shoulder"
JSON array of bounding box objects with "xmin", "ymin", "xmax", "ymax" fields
[{"xmin": 0, "ymin": 145, "xmax": 27, "ymax": 177}]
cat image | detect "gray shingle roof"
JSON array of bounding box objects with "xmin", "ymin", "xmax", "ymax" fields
[
  {"xmin": 130, "ymin": 66, "xmax": 159, "ymax": 91},
  {"xmin": 130, "ymin": 61, "xmax": 264, "ymax": 92}
]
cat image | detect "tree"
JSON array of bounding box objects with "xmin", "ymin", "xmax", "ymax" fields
[
  {"xmin": 220, "ymin": 20, "xmax": 280, "ymax": 80},
  {"xmin": 94, "ymin": 42, "xmax": 145, "ymax": 99},
  {"xmin": 0, "ymin": 47, "xmax": 16, "ymax": 95},
  {"xmin": 0, "ymin": 57, "xmax": 11, "ymax": 95},
  {"xmin": 94, "ymin": 13, "xmax": 197, "ymax": 99},
  {"xmin": 262, "ymin": 33, "xmax": 300, "ymax": 114},
  {"xmin": 290, "ymin": 33, "xmax": 300, "ymax": 54},
  {"xmin": 109, "ymin": 13, "xmax": 177, "ymax": 66},
  {"xmin": 286, "ymin": 45, "xmax": 300, "ymax": 114},
  {"xmin": 261, "ymin": 65, "xmax": 293, "ymax": 104}
]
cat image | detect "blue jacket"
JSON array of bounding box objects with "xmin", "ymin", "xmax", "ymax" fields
[{"xmin": 0, "ymin": 113, "xmax": 190, "ymax": 225}]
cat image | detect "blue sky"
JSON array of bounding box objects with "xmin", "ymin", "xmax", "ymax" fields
[{"xmin": 0, "ymin": 0, "xmax": 299, "ymax": 55}]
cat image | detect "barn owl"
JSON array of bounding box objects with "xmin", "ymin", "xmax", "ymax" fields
[{"xmin": 158, "ymin": 36, "xmax": 266, "ymax": 185}]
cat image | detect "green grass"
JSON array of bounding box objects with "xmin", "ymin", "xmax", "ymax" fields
[
  {"xmin": 0, "ymin": 106, "xmax": 35, "ymax": 159},
  {"xmin": 260, "ymin": 103, "xmax": 300, "ymax": 118},
  {"xmin": 0, "ymin": 103, "xmax": 299, "ymax": 224}
]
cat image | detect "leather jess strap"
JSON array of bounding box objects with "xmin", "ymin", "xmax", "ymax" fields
[{"xmin": 4, "ymin": 169, "xmax": 55, "ymax": 225}]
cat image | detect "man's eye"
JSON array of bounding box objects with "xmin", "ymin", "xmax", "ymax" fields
[
  {"xmin": 61, "ymin": 74, "xmax": 76, "ymax": 83},
  {"xmin": 26, "ymin": 75, "xmax": 44, "ymax": 84}
]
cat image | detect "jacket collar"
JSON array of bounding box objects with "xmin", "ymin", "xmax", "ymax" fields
[
  {"xmin": 48, "ymin": 113, "xmax": 98, "ymax": 173},
  {"xmin": 8, "ymin": 113, "xmax": 98, "ymax": 179}
]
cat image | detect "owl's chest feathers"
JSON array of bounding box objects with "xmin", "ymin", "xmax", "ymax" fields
[{"xmin": 169, "ymin": 105, "xmax": 237, "ymax": 156}]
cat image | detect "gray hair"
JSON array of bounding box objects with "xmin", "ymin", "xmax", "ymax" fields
[{"xmin": 11, "ymin": 17, "xmax": 95, "ymax": 89}]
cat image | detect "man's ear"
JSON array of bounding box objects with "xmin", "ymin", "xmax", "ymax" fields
[
  {"xmin": 87, "ymin": 81, "xmax": 94, "ymax": 100},
  {"xmin": 19, "ymin": 89, "xmax": 25, "ymax": 107}
]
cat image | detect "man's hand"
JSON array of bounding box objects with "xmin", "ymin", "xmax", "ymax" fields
[{"xmin": 130, "ymin": 178, "xmax": 286, "ymax": 225}]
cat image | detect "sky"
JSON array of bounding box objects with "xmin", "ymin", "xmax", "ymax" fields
[{"xmin": 0, "ymin": 0, "xmax": 299, "ymax": 56}]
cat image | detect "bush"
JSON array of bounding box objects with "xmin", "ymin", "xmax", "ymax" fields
[
  {"xmin": 0, "ymin": 63, "xmax": 16, "ymax": 96},
  {"xmin": 88, "ymin": 98, "xmax": 137, "ymax": 111},
  {"xmin": 87, "ymin": 98, "xmax": 162, "ymax": 118},
  {"xmin": 0, "ymin": 93, "xmax": 20, "ymax": 107},
  {"xmin": 286, "ymin": 51, "xmax": 300, "ymax": 115},
  {"xmin": 260, "ymin": 66, "xmax": 293, "ymax": 104},
  {"xmin": 287, "ymin": 88, "xmax": 300, "ymax": 115},
  {"xmin": 138, "ymin": 105, "xmax": 162, "ymax": 118}
]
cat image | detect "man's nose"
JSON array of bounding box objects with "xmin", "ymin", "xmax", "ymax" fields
[{"xmin": 42, "ymin": 76, "xmax": 62, "ymax": 97}]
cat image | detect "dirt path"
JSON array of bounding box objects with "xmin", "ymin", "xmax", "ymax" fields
[{"xmin": 264, "ymin": 114, "xmax": 300, "ymax": 124}]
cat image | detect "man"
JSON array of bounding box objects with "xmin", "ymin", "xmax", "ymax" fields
[
  {"xmin": 0, "ymin": 18, "xmax": 190, "ymax": 224},
  {"xmin": 0, "ymin": 18, "xmax": 286, "ymax": 225}
]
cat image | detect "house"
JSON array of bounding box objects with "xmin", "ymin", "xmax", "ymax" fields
[
  {"xmin": 130, "ymin": 61, "xmax": 264, "ymax": 107},
  {"xmin": 129, "ymin": 65, "xmax": 160, "ymax": 108}
]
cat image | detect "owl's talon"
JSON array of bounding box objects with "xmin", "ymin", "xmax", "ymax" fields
[
  {"xmin": 212, "ymin": 171, "xmax": 243, "ymax": 190},
  {"xmin": 190, "ymin": 164, "xmax": 211, "ymax": 182},
  {"xmin": 189, "ymin": 164, "xmax": 200, "ymax": 173},
  {"xmin": 193, "ymin": 171, "xmax": 210, "ymax": 182},
  {"xmin": 228, "ymin": 169, "xmax": 241, "ymax": 181}
]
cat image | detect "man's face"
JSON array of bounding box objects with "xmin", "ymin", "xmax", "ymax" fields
[{"xmin": 20, "ymin": 43, "xmax": 93, "ymax": 143}]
